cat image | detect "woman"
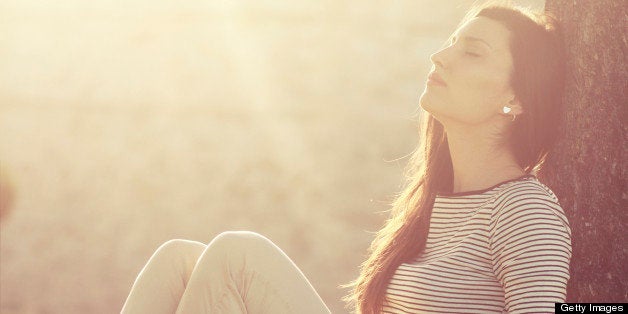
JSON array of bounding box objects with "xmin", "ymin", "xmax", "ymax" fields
[{"xmin": 121, "ymin": 3, "xmax": 572, "ymax": 314}]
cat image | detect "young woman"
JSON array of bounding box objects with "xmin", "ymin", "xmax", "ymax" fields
[{"xmin": 121, "ymin": 3, "xmax": 572, "ymax": 314}]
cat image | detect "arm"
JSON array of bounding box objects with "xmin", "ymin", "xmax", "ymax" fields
[{"xmin": 488, "ymin": 194, "xmax": 572, "ymax": 313}]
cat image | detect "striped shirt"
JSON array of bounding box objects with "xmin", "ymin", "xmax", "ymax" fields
[{"xmin": 383, "ymin": 174, "xmax": 572, "ymax": 314}]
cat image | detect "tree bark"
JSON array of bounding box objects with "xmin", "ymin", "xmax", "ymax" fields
[{"xmin": 541, "ymin": 0, "xmax": 627, "ymax": 303}]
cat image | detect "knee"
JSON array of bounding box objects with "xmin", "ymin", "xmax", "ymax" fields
[
  {"xmin": 210, "ymin": 231, "xmax": 274, "ymax": 253},
  {"xmin": 154, "ymin": 239, "xmax": 206, "ymax": 261}
]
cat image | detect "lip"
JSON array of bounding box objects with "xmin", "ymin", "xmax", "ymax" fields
[{"xmin": 427, "ymin": 71, "xmax": 447, "ymax": 87}]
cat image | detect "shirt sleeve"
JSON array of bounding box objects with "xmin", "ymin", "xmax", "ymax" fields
[{"xmin": 488, "ymin": 193, "xmax": 572, "ymax": 313}]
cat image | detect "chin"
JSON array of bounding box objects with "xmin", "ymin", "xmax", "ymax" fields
[
  {"xmin": 418, "ymin": 97, "xmax": 449, "ymax": 125},
  {"xmin": 418, "ymin": 92, "xmax": 434, "ymax": 114}
]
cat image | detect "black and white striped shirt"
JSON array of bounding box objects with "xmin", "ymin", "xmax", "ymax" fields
[{"xmin": 383, "ymin": 174, "xmax": 572, "ymax": 314}]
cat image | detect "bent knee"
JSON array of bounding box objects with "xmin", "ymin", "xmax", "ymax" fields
[
  {"xmin": 211, "ymin": 231, "xmax": 275, "ymax": 252},
  {"xmin": 155, "ymin": 239, "xmax": 206, "ymax": 258}
]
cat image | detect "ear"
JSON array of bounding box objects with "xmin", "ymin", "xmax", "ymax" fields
[
  {"xmin": 509, "ymin": 97, "xmax": 524, "ymax": 116},
  {"xmin": 502, "ymin": 97, "xmax": 524, "ymax": 116}
]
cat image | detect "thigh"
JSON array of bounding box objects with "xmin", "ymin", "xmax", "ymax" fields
[
  {"xmin": 121, "ymin": 239, "xmax": 207, "ymax": 314},
  {"xmin": 154, "ymin": 239, "xmax": 207, "ymax": 286},
  {"xmin": 176, "ymin": 231, "xmax": 331, "ymax": 314}
]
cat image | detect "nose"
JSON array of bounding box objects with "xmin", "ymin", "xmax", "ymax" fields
[{"xmin": 430, "ymin": 49, "xmax": 446, "ymax": 69}]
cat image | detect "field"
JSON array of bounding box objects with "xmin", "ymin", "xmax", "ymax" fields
[{"xmin": 0, "ymin": 1, "xmax": 543, "ymax": 313}]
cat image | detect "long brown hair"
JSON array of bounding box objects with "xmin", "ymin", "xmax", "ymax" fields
[{"xmin": 341, "ymin": 2, "xmax": 567, "ymax": 313}]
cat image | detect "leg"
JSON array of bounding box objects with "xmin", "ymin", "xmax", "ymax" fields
[
  {"xmin": 121, "ymin": 239, "xmax": 207, "ymax": 314},
  {"xmin": 175, "ymin": 231, "xmax": 331, "ymax": 314}
]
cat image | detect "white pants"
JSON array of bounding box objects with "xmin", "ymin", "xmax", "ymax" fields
[{"xmin": 121, "ymin": 231, "xmax": 332, "ymax": 314}]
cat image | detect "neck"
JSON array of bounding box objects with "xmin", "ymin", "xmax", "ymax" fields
[{"xmin": 444, "ymin": 124, "xmax": 525, "ymax": 194}]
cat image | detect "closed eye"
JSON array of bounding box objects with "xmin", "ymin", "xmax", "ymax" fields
[{"xmin": 449, "ymin": 37, "xmax": 482, "ymax": 57}]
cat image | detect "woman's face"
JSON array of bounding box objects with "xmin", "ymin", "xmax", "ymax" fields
[{"xmin": 419, "ymin": 16, "xmax": 516, "ymax": 126}]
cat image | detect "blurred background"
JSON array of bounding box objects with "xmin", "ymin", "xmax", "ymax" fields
[{"xmin": 0, "ymin": 0, "xmax": 544, "ymax": 313}]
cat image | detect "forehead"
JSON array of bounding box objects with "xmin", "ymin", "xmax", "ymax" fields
[{"xmin": 454, "ymin": 17, "xmax": 512, "ymax": 53}]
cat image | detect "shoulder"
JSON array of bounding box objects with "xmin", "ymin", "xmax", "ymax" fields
[
  {"xmin": 489, "ymin": 177, "xmax": 571, "ymax": 236},
  {"xmin": 494, "ymin": 176, "xmax": 560, "ymax": 207}
]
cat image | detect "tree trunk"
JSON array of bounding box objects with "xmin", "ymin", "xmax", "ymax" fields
[{"xmin": 541, "ymin": 0, "xmax": 627, "ymax": 303}]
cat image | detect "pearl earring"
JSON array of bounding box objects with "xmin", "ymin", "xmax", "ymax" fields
[{"xmin": 502, "ymin": 106, "xmax": 516, "ymax": 121}]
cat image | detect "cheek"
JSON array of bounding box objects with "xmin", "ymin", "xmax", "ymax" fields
[{"xmin": 455, "ymin": 68, "xmax": 511, "ymax": 109}]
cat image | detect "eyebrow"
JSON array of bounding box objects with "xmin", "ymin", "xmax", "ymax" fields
[{"xmin": 452, "ymin": 35, "xmax": 493, "ymax": 50}]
